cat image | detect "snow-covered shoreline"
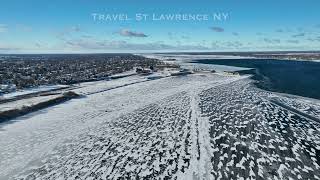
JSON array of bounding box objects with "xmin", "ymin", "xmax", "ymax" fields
[{"xmin": 1, "ymin": 85, "xmax": 69, "ymax": 99}]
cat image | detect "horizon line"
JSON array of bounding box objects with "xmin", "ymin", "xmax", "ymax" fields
[{"xmin": 1, "ymin": 50, "xmax": 320, "ymax": 55}]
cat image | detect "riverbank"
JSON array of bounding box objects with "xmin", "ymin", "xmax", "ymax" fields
[{"xmin": 0, "ymin": 91, "xmax": 80, "ymax": 123}]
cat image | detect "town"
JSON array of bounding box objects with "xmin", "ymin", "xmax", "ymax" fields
[{"xmin": 0, "ymin": 54, "xmax": 163, "ymax": 94}]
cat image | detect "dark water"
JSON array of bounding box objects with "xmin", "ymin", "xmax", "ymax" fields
[{"xmin": 192, "ymin": 59, "xmax": 320, "ymax": 100}]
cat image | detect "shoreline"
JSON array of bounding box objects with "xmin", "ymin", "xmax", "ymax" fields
[{"xmin": 190, "ymin": 58, "xmax": 320, "ymax": 100}]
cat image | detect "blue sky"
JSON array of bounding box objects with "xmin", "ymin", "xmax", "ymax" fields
[{"xmin": 0, "ymin": 0, "xmax": 319, "ymax": 53}]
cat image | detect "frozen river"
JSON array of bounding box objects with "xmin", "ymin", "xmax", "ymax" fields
[{"xmin": 1, "ymin": 70, "xmax": 320, "ymax": 179}]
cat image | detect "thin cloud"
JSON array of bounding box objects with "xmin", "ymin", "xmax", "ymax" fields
[
  {"xmin": 211, "ymin": 40, "xmax": 244, "ymax": 50},
  {"xmin": 71, "ymin": 25, "xmax": 81, "ymax": 32},
  {"xmin": 232, "ymin": 32, "xmax": 239, "ymax": 36},
  {"xmin": 263, "ymin": 38, "xmax": 281, "ymax": 44},
  {"xmin": 224, "ymin": 41, "xmax": 243, "ymax": 48},
  {"xmin": 35, "ymin": 42, "xmax": 42, "ymax": 48},
  {"xmin": 56, "ymin": 25, "xmax": 83, "ymax": 40},
  {"xmin": 0, "ymin": 24, "xmax": 8, "ymax": 33},
  {"xmin": 256, "ymin": 32, "xmax": 265, "ymax": 36},
  {"xmin": 181, "ymin": 35, "xmax": 190, "ymax": 39},
  {"xmin": 0, "ymin": 43, "xmax": 20, "ymax": 51},
  {"xmin": 0, "ymin": 47, "xmax": 19, "ymax": 51},
  {"xmin": 167, "ymin": 32, "xmax": 173, "ymax": 39},
  {"xmin": 64, "ymin": 38, "xmax": 208, "ymax": 50},
  {"xmin": 296, "ymin": 27, "xmax": 305, "ymax": 32},
  {"xmin": 210, "ymin": 27, "xmax": 224, "ymax": 32},
  {"xmin": 307, "ymin": 37, "xmax": 320, "ymax": 42},
  {"xmin": 16, "ymin": 24, "xmax": 32, "ymax": 32},
  {"xmin": 118, "ymin": 29, "xmax": 148, "ymax": 37},
  {"xmin": 292, "ymin": 33, "xmax": 305, "ymax": 38},
  {"xmin": 81, "ymin": 35, "xmax": 93, "ymax": 39},
  {"xmin": 286, "ymin": 40, "xmax": 299, "ymax": 44}
]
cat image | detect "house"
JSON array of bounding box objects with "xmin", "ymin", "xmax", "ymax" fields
[
  {"xmin": 136, "ymin": 67, "xmax": 153, "ymax": 75},
  {"xmin": 0, "ymin": 84, "xmax": 17, "ymax": 93},
  {"xmin": 170, "ymin": 69, "xmax": 193, "ymax": 76}
]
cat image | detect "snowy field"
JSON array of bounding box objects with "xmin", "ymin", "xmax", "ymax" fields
[
  {"xmin": 0, "ymin": 94, "xmax": 61, "ymax": 112},
  {"xmin": 1, "ymin": 71, "xmax": 320, "ymax": 179},
  {"xmin": 1, "ymin": 85, "xmax": 68, "ymax": 99}
]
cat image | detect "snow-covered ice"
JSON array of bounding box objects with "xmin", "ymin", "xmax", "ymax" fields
[{"xmin": 1, "ymin": 69, "xmax": 320, "ymax": 179}]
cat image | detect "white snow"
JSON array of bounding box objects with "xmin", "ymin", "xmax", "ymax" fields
[
  {"xmin": 1, "ymin": 85, "xmax": 68, "ymax": 99},
  {"xmin": 0, "ymin": 94, "xmax": 61, "ymax": 112},
  {"xmin": 1, "ymin": 58, "xmax": 320, "ymax": 179},
  {"xmin": 0, "ymin": 73, "xmax": 243, "ymax": 179}
]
